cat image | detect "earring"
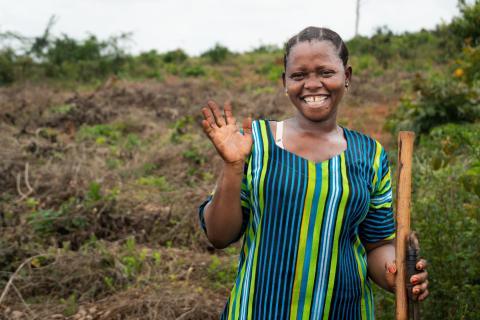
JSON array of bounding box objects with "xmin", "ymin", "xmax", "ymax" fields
[
  {"xmin": 284, "ymin": 89, "xmax": 288, "ymax": 97},
  {"xmin": 345, "ymin": 82, "xmax": 350, "ymax": 91}
]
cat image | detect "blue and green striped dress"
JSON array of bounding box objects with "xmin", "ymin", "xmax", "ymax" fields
[{"xmin": 199, "ymin": 119, "xmax": 395, "ymax": 320}]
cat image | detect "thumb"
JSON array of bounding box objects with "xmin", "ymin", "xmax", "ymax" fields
[{"xmin": 385, "ymin": 261, "xmax": 397, "ymax": 291}]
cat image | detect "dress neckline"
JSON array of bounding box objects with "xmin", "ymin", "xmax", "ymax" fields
[{"xmin": 265, "ymin": 120, "xmax": 349, "ymax": 165}]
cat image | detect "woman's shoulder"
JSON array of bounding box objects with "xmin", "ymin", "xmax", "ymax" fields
[{"xmin": 343, "ymin": 127, "xmax": 387, "ymax": 155}]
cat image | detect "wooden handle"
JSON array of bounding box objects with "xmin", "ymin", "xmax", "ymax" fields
[{"xmin": 395, "ymin": 131, "xmax": 415, "ymax": 320}]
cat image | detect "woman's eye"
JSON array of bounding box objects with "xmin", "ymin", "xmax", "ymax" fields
[
  {"xmin": 319, "ymin": 70, "xmax": 335, "ymax": 77},
  {"xmin": 291, "ymin": 73, "xmax": 304, "ymax": 80}
]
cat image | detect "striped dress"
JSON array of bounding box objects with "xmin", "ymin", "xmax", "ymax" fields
[{"xmin": 199, "ymin": 119, "xmax": 395, "ymax": 320}]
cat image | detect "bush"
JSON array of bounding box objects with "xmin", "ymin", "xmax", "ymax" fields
[
  {"xmin": 388, "ymin": 75, "xmax": 480, "ymax": 134},
  {"xmin": 412, "ymin": 123, "xmax": 480, "ymax": 319},
  {"xmin": 0, "ymin": 49, "xmax": 16, "ymax": 84},
  {"xmin": 450, "ymin": 0, "xmax": 480, "ymax": 47},
  {"xmin": 201, "ymin": 43, "xmax": 230, "ymax": 64},
  {"xmin": 373, "ymin": 123, "xmax": 480, "ymax": 320},
  {"xmin": 162, "ymin": 49, "xmax": 188, "ymax": 64}
]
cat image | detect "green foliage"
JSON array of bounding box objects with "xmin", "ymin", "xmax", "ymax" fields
[
  {"xmin": 50, "ymin": 103, "xmax": 75, "ymax": 114},
  {"xmin": 77, "ymin": 123, "xmax": 143, "ymax": 152},
  {"xmin": 250, "ymin": 44, "xmax": 281, "ymax": 54},
  {"xmin": 457, "ymin": 45, "xmax": 480, "ymax": 84},
  {"xmin": 412, "ymin": 123, "xmax": 480, "ymax": 319},
  {"xmin": 256, "ymin": 61, "xmax": 283, "ymax": 82},
  {"xmin": 388, "ymin": 75, "xmax": 480, "ymax": 134},
  {"xmin": 170, "ymin": 116, "xmax": 194, "ymax": 143},
  {"xmin": 207, "ymin": 256, "xmax": 237, "ymax": 288},
  {"xmin": 182, "ymin": 146, "xmax": 206, "ymax": 165},
  {"xmin": 181, "ymin": 64, "xmax": 206, "ymax": 77},
  {"xmin": 27, "ymin": 182, "xmax": 116, "ymax": 237},
  {"xmin": 136, "ymin": 176, "xmax": 170, "ymax": 191},
  {"xmin": 373, "ymin": 123, "xmax": 480, "ymax": 320},
  {"xmin": 60, "ymin": 293, "xmax": 78, "ymax": 317},
  {"xmin": 162, "ymin": 49, "xmax": 188, "ymax": 63},
  {"xmin": 201, "ymin": 43, "xmax": 231, "ymax": 64},
  {"xmin": 119, "ymin": 237, "xmax": 147, "ymax": 279},
  {"xmin": 450, "ymin": 0, "xmax": 480, "ymax": 47},
  {"xmin": 28, "ymin": 203, "xmax": 87, "ymax": 236},
  {"xmin": 0, "ymin": 49, "xmax": 16, "ymax": 84}
]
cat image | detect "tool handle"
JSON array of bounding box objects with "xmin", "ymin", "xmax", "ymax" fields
[{"xmin": 395, "ymin": 131, "xmax": 415, "ymax": 320}]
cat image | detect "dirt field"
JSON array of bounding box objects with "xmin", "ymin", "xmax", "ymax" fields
[{"xmin": 0, "ymin": 73, "xmax": 400, "ymax": 319}]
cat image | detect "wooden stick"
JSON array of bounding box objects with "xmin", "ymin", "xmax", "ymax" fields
[{"xmin": 395, "ymin": 131, "xmax": 415, "ymax": 320}]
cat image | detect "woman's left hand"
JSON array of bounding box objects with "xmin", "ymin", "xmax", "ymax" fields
[{"xmin": 385, "ymin": 259, "xmax": 429, "ymax": 301}]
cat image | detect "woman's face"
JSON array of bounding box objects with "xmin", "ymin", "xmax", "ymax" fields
[{"xmin": 283, "ymin": 40, "xmax": 351, "ymax": 123}]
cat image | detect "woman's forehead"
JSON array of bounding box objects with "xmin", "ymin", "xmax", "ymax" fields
[{"xmin": 286, "ymin": 40, "xmax": 342, "ymax": 67}]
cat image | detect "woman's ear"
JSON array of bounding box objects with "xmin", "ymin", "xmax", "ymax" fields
[{"xmin": 345, "ymin": 65, "xmax": 352, "ymax": 83}]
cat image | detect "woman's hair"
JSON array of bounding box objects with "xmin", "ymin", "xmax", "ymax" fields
[{"xmin": 283, "ymin": 26, "xmax": 349, "ymax": 69}]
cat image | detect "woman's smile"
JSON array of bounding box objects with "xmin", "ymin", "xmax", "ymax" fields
[{"xmin": 301, "ymin": 94, "xmax": 330, "ymax": 108}]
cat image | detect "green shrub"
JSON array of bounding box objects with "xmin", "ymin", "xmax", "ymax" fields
[
  {"xmin": 28, "ymin": 204, "xmax": 88, "ymax": 236},
  {"xmin": 450, "ymin": 0, "xmax": 480, "ymax": 47},
  {"xmin": 387, "ymin": 75, "xmax": 480, "ymax": 134},
  {"xmin": 0, "ymin": 49, "xmax": 16, "ymax": 84},
  {"xmin": 412, "ymin": 123, "xmax": 480, "ymax": 319},
  {"xmin": 162, "ymin": 49, "xmax": 188, "ymax": 63},
  {"xmin": 374, "ymin": 123, "xmax": 480, "ymax": 320},
  {"xmin": 181, "ymin": 65, "xmax": 206, "ymax": 77},
  {"xmin": 256, "ymin": 61, "xmax": 283, "ymax": 82},
  {"xmin": 201, "ymin": 43, "xmax": 230, "ymax": 64},
  {"xmin": 136, "ymin": 176, "xmax": 170, "ymax": 191}
]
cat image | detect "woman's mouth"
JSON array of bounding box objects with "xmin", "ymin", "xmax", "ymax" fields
[{"xmin": 302, "ymin": 95, "xmax": 330, "ymax": 107}]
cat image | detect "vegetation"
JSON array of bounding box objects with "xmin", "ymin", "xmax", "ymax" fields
[{"xmin": 0, "ymin": 1, "xmax": 478, "ymax": 319}]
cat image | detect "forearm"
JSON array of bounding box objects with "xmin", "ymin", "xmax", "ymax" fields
[
  {"xmin": 367, "ymin": 241, "xmax": 396, "ymax": 292},
  {"xmin": 204, "ymin": 162, "xmax": 245, "ymax": 248}
]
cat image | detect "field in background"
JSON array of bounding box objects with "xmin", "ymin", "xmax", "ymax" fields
[{"xmin": 0, "ymin": 2, "xmax": 479, "ymax": 319}]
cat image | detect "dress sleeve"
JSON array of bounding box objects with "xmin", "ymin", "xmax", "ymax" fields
[
  {"xmin": 359, "ymin": 143, "xmax": 396, "ymax": 243},
  {"xmin": 198, "ymin": 157, "xmax": 252, "ymax": 244}
]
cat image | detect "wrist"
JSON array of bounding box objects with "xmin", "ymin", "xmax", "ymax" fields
[{"xmin": 223, "ymin": 160, "xmax": 245, "ymax": 175}]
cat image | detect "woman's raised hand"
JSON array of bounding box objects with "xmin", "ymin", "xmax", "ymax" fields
[{"xmin": 201, "ymin": 100, "xmax": 252, "ymax": 166}]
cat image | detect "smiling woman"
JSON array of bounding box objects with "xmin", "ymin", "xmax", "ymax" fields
[{"xmin": 198, "ymin": 26, "xmax": 429, "ymax": 320}]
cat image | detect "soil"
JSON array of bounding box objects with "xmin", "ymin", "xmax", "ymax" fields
[{"xmin": 0, "ymin": 76, "xmax": 398, "ymax": 319}]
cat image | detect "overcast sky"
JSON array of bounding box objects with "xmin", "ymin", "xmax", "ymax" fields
[{"xmin": 1, "ymin": 0, "xmax": 462, "ymax": 55}]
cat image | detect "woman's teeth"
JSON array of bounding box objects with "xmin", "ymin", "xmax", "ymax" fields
[{"xmin": 303, "ymin": 96, "xmax": 329, "ymax": 105}]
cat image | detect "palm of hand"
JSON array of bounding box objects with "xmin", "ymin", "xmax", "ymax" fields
[
  {"xmin": 209, "ymin": 124, "xmax": 252, "ymax": 164},
  {"xmin": 201, "ymin": 101, "xmax": 253, "ymax": 165}
]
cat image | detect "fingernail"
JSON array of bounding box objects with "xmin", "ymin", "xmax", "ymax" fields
[
  {"xmin": 413, "ymin": 288, "xmax": 419, "ymax": 294},
  {"xmin": 411, "ymin": 277, "xmax": 418, "ymax": 284},
  {"xmin": 388, "ymin": 264, "xmax": 396, "ymax": 273}
]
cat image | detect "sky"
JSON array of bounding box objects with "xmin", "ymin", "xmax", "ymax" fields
[{"xmin": 0, "ymin": 0, "xmax": 462, "ymax": 55}]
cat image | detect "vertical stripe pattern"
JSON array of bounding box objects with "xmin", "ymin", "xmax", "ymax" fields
[{"xmin": 198, "ymin": 120, "xmax": 395, "ymax": 320}]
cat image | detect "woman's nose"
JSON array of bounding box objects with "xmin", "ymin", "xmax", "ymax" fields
[{"xmin": 304, "ymin": 75, "xmax": 323, "ymax": 90}]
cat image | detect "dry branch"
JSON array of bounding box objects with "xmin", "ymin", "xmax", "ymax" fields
[{"xmin": 0, "ymin": 254, "xmax": 46, "ymax": 305}]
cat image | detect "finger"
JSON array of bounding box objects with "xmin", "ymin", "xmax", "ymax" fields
[
  {"xmin": 385, "ymin": 261, "xmax": 397, "ymax": 274},
  {"xmin": 412, "ymin": 280, "xmax": 428, "ymax": 297},
  {"xmin": 201, "ymin": 107, "xmax": 218, "ymax": 129},
  {"xmin": 411, "ymin": 270, "xmax": 428, "ymax": 285},
  {"xmin": 416, "ymin": 259, "xmax": 428, "ymax": 270},
  {"xmin": 208, "ymin": 100, "xmax": 226, "ymax": 127},
  {"xmin": 201, "ymin": 119, "xmax": 213, "ymax": 135},
  {"xmin": 242, "ymin": 117, "xmax": 253, "ymax": 136},
  {"xmin": 418, "ymin": 289, "xmax": 429, "ymax": 301},
  {"xmin": 384, "ymin": 261, "xmax": 397, "ymax": 290},
  {"xmin": 224, "ymin": 101, "xmax": 236, "ymax": 126}
]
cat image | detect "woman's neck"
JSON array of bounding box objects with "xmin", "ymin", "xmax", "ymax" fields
[{"xmin": 288, "ymin": 113, "xmax": 339, "ymax": 138}]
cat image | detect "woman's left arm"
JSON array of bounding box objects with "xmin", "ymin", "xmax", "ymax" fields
[{"xmin": 365, "ymin": 240, "xmax": 430, "ymax": 301}]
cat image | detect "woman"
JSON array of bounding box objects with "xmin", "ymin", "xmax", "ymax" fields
[{"xmin": 199, "ymin": 27, "xmax": 429, "ymax": 319}]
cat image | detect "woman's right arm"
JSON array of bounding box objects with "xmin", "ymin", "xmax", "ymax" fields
[
  {"xmin": 200, "ymin": 100, "xmax": 252, "ymax": 248},
  {"xmin": 203, "ymin": 162, "xmax": 245, "ymax": 248}
]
